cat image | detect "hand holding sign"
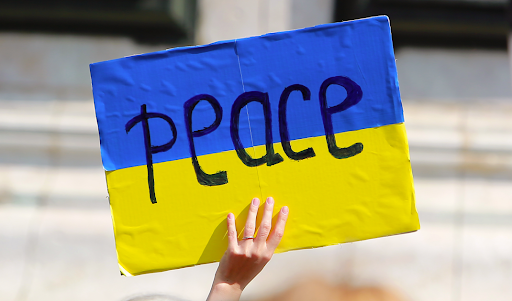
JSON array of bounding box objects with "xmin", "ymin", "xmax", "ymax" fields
[{"xmin": 207, "ymin": 197, "xmax": 289, "ymax": 301}]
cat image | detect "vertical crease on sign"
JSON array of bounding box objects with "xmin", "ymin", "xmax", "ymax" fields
[
  {"xmin": 235, "ymin": 39, "xmax": 264, "ymax": 199},
  {"xmin": 353, "ymin": 52, "xmax": 368, "ymax": 87}
]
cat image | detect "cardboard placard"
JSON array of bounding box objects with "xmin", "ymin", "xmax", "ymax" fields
[{"xmin": 90, "ymin": 16, "xmax": 420, "ymax": 276}]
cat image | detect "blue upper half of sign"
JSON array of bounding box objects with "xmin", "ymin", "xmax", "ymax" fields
[{"xmin": 90, "ymin": 16, "xmax": 404, "ymax": 171}]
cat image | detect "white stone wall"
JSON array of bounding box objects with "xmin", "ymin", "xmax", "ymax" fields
[
  {"xmin": 0, "ymin": 33, "xmax": 170, "ymax": 101},
  {"xmin": 196, "ymin": 0, "xmax": 334, "ymax": 44},
  {"xmin": 397, "ymin": 47, "xmax": 512, "ymax": 101}
]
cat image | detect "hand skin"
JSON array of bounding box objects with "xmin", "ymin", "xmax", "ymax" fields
[{"xmin": 206, "ymin": 197, "xmax": 289, "ymax": 301}]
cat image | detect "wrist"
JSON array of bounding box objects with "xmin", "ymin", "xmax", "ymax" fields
[{"xmin": 207, "ymin": 282, "xmax": 243, "ymax": 301}]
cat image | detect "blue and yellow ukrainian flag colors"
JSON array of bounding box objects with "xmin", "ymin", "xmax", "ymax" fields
[{"xmin": 91, "ymin": 16, "xmax": 420, "ymax": 276}]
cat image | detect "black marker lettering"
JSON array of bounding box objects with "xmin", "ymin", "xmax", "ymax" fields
[
  {"xmin": 126, "ymin": 104, "xmax": 177, "ymax": 204},
  {"xmin": 319, "ymin": 76, "xmax": 364, "ymax": 159},
  {"xmin": 230, "ymin": 91, "xmax": 283, "ymax": 167},
  {"xmin": 184, "ymin": 94, "xmax": 228, "ymax": 186},
  {"xmin": 279, "ymin": 84, "xmax": 315, "ymax": 160}
]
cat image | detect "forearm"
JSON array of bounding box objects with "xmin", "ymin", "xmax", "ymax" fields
[{"xmin": 206, "ymin": 282, "xmax": 243, "ymax": 301}]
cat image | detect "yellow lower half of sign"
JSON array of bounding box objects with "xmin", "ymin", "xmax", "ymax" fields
[{"xmin": 106, "ymin": 123, "xmax": 420, "ymax": 276}]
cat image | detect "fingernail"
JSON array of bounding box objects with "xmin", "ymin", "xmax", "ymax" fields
[
  {"xmin": 281, "ymin": 206, "xmax": 289, "ymax": 214},
  {"xmin": 252, "ymin": 198, "xmax": 260, "ymax": 206},
  {"xmin": 227, "ymin": 213, "xmax": 233, "ymax": 220},
  {"xmin": 267, "ymin": 197, "xmax": 274, "ymax": 205}
]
